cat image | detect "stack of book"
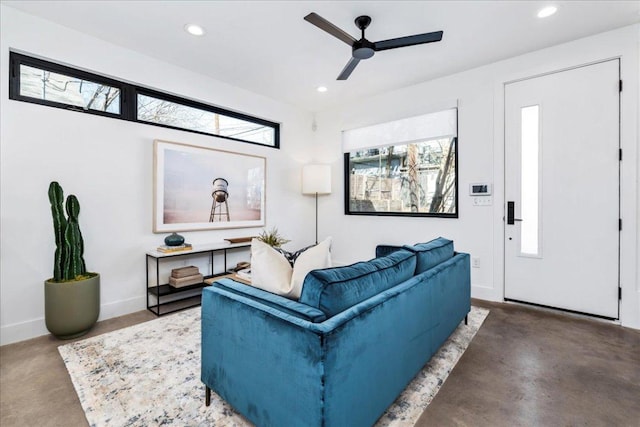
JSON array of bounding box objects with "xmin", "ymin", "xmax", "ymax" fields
[
  {"xmin": 169, "ymin": 265, "xmax": 203, "ymax": 288},
  {"xmin": 157, "ymin": 243, "xmax": 193, "ymax": 253},
  {"xmin": 236, "ymin": 268, "xmax": 252, "ymax": 282}
]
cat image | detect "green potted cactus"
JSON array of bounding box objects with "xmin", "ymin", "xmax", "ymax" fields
[{"xmin": 45, "ymin": 181, "xmax": 100, "ymax": 339}]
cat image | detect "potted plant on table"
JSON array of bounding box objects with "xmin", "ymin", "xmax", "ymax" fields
[
  {"xmin": 44, "ymin": 181, "xmax": 100, "ymax": 339},
  {"xmin": 257, "ymin": 227, "xmax": 290, "ymax": 248}
]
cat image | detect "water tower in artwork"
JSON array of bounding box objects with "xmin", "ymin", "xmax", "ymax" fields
[{"xmin": 210, "ymin": 178, "xmax": 230, "ymax": 222}]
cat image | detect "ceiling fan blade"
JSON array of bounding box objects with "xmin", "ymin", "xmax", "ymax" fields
[
  {"xmin": 337, "ymin": 57, "xmax": 361, "ymax": 80},
  {"xmin": 304, "ymin": 12, "xmax": 356, "ymax": 46},
  {"xmin": 374, "ymin": 31, "xmax": 443, "ymax": 51}
]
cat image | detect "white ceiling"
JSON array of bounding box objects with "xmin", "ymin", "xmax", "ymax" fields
[{"xmin": 4, "ymin": 1, "xmax": 639, "ymax": 112}]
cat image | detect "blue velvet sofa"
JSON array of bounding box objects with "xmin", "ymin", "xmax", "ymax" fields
[{"xmin": 201, "ymin": 237, "xmax": 470, "ymax": 427}]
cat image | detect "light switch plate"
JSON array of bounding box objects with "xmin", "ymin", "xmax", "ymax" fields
[{"xmin": 472, "ymin": 196, "xmax": 492, "ymax": 206}]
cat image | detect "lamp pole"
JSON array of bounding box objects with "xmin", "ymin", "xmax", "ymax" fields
[
  {"xmin": 315, "ymin": 192, "xmax": 319, "ymax": 244},
  {"xmin": 302, "ymin": 164, "xmax": 331, "ymax": 246}
]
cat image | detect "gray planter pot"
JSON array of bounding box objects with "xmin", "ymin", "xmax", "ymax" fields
[{"xmin": 45, "ymin": 273, "xmax": 100, "ymax": 339}]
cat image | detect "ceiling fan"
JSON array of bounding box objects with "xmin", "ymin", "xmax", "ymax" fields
[{"xmin": 304, "ymin": 12, "xmax": 443, "ymax": 80}]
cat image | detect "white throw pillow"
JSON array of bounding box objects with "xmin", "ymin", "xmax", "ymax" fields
[
  {"xmin": 250, "ymin": 238, "xmax": 293, "ymax": 296},
  {"xmin": 250, "ymin": 237, "xmax": 332, "ymax": 300},
  {"xmin": 290, "ymin": 237, "xmax": 332, "ymax": 298}
]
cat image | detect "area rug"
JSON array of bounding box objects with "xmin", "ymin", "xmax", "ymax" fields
[{"xmin": 59, "ymin": 306, "xmax": 489, "ymax": 427}]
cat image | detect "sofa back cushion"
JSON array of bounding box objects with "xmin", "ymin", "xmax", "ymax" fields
[
  {"xmin": 299, "ymin": 249, "xmax": 416, "ymax": 317},
  {"xmin": 404, "ymin": 237, "xmax": 454, "ymax": 274}
]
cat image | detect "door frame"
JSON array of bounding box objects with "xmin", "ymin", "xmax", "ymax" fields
[{"xmin": 490, "ymin": 54, "xmax": 638, "ymax": 329}]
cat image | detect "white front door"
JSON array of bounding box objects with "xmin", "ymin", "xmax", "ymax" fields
[{"xmin": 504, "ymin": 60, "xmax": 620, "ymax": 319}]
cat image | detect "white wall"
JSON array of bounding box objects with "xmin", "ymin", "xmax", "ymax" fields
[
  {"xmin": 2, "ymin": 7, "xmax": 638, "ymax": 346},
  {"xmin": 314, "ymin": 24, "xmax": 640, "ymax": 329},
  {"xmin": 0, "ymin": 6, "xmax": 315, "ymax": 345}
]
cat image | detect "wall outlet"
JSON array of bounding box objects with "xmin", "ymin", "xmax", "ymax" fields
[{"xmin": 472, "ymin": 257, "xmax": 481, "ymax": 268}]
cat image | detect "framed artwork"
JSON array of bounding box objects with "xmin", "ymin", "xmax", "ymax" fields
[{"xmin": 153, "ymin": 139, "xmax": 266, "ymax": 232}]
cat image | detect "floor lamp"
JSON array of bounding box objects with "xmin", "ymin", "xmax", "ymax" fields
[{"xmin": 302, "ymin": 164, "xmax": 332, "ymax": 244}]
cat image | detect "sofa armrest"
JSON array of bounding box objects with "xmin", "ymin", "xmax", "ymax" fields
[
  {"xmin": 212, "ymin": 278, "xmax": 326, "ymax": 323},
  {"xmin": 203, "ymin": 286, "xmax": 318, "ymax": 330},
  {"xmin": 423, "ymin": 252, "xmax": 471, "ymax": 344},
  {"xmin": 201, "ymin": 285, "xmax": 325, "ymax": 426}
]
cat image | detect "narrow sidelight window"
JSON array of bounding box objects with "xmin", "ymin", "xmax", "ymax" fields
[{"xmin": 520, "ymin": 105, "xmax": 540, "ymax": 256}]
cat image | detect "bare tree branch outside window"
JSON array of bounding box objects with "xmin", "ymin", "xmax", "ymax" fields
[
  {"xmin": 19, "ymin": 65, "xmax": 120, "ymax": 113},
  {"xmin": 347, "ymin": 137, "xmax": 457, "ymax": 216}
]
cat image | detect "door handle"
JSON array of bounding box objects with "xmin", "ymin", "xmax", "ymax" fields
[{"xmin": 507, "ymin": 202, "xmax": 523, "ymax": 224}]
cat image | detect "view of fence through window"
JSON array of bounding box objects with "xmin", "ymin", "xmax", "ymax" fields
[
  {"xmin": 348, "ymin": 137, "xmax": 457, "ymax": 215},
  {"xmin": 137, "ymin": 94, "xmax": 276, "ymax": 146},
  {"xmin": 19, "ymin": 64, "xmax": 120, "ymax": 114}
]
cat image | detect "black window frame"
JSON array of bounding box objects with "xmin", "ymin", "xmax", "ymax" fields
[
  {"xmin": 8, "ymin": 51, "xmax": 280, "ymax": 149},
  {"xmin": 344, "ymin": 134, "xmax": 459, "ymax": 219},
  {"xmin": 135, "ymin": 87, "xmax": 280, "ymax": 147},
  {"xmin": 9, "ymin": 52, "xmax": 126, "ymax": 119}
]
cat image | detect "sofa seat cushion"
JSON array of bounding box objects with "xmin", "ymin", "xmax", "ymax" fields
[
  {"xmin": 299, "ymin": 249, "xmax": 416, "ymax": 317},
  {"xmin": 404, "ymin": 237, "xmax": 454, "ymax": 274}
]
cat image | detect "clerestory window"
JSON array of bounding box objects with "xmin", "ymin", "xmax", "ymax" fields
[{"xmin": 9, "ymin": 52, "xmax": 280, "ymax": 148}]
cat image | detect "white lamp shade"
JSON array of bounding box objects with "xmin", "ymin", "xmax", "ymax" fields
[{"xmin": 302, "ymin": 164, "xmax": 332, "ymax": 195}]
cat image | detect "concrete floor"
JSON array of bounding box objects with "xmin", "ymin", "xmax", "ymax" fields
[
  {"xmin": 1, "ymin": 301, "xmax": 638, "ymax": 426},
  {"xmin": 417, "ymin": 300, "xmax": 640, "ymax": 426},
  {"xmin": 0, "ymin": 310, "xmax": 157, "ymax": 427}
]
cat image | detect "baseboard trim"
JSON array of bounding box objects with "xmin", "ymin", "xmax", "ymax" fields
[
  {"xmin": 98, "ymin": 295, "xmax": 146, "ymax": 322},
  {"xmin": 0, "ymin": 317, "xmax": 49, "ymax": 346},
  {"xmin": 1, "ymin": 295, "xmax": 146, "ymax": 346},
  {"xmin": 471, "ymin": 284, "xmax": 499, "ymax": 301}
]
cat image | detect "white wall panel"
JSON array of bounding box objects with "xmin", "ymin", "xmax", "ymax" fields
[
  {"xmin": 0, "ymin": 5, "xmax": 315, "ymax": 344},
  {"xmin": 315, "ymin": 24, "xmax": 639, "ymax": 329}
]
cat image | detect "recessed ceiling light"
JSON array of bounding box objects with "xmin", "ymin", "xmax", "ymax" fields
[
  {"xmin": 537, "ymin": 6, "xmax": 557, "ymax": 18},
  {"xmin": 317, "ymin": 86, "xmax": 328, "ymax": 93},
  {"xmin": 184, "ymin": 24, "xmax": 205, "ymax": 36}
]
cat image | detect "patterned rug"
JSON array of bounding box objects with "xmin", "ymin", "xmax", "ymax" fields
[{"xmin": 59, "ymin": 306, "xmax": 489, "ymax": 426}]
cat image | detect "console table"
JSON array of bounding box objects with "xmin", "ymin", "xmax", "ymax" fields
[{"xmin": 145, "ymin": 241, "xmax": 250, "ymax": 316}]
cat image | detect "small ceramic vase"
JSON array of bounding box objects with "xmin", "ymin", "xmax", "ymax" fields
[{"xmin": 164, "ymin": 232, "xmax": 185, "ymax": 246}]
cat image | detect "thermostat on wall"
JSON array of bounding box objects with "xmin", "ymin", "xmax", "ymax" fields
[{"xmin": 469, "ymin": 183, "xmax": 492, "ymax": 196}]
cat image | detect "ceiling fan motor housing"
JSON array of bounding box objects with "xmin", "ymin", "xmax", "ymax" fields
[
  {"xmin": 353, "ymin": 39, "xmax": 375, "ymax": 59},
  {"xmin": 353, "ymin": 15, "xmax": 375, "ymax": 59}
]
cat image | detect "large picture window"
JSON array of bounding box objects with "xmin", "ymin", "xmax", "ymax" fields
[
  {"xmin": 9, "ymin": 52, "xmax": 280, "ymax": 148},
  {"xmin": 343, "ymin": 108, "xmax": 458, "ymax": 217}
]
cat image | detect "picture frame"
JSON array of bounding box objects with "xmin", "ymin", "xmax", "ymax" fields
[{"xmin": 153, "ymin": 139, "xmax": 266, "ymax": 232}]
